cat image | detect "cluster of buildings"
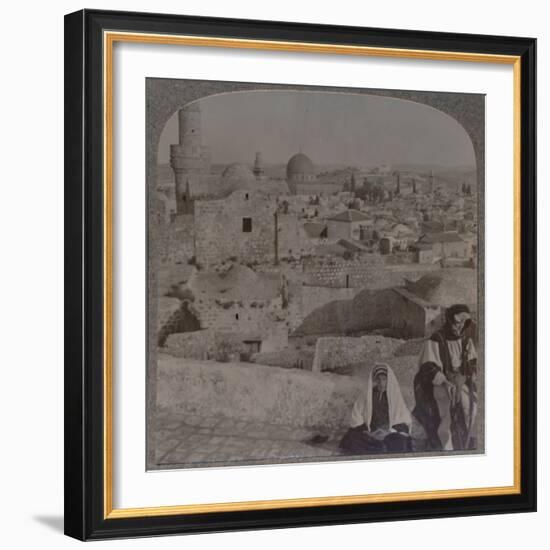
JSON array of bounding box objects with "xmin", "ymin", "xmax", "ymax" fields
[{"xmin": 156, "ymin": 104, "xmax": 479, "ymax": 356}]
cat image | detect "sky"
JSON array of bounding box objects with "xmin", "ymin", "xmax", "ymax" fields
[{"xmin": 157, "ymin": 89, "xmax": 476, "ymax": 168}]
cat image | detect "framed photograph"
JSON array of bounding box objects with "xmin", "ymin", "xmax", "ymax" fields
[{"xmin": 64, "ymin": 9, "xmax": 536, "ymax": 540}]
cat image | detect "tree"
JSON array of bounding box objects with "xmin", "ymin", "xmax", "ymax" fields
[{"xmin": 350, "ymin": 172, "xmax": 357, "ymax": 194}]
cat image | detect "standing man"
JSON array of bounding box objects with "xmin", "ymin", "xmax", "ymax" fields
[{"xmin": 412, "ymin": 304, "xmax": 478, "ymax": 451}]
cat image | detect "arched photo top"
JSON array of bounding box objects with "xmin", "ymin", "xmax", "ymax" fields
[{"xmin": 157, "ymin": 88, "xmax": 477, "ymax": 175}]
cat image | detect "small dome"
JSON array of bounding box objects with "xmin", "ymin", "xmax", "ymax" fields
[
  {"xmin": 286, "ymin": 153, "xmax": 315, "ymax": 180},
  {"xmin": 219, "ymin": 163, "xmax": 259, "ymax": 197},
  {"xmin": 221, "ymin": 163, "xmax": 255, "ymax": 181},
  {"xmin": 404, "ymin": 271, "xmax": 477, "ymax": 308}
]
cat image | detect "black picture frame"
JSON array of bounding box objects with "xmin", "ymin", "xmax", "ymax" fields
[{"xmin": 64, "ymin": 8, "xmax": 536, "ymax": 541}]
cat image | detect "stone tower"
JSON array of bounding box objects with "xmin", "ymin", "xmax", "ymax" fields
[
  {"xmin": 253, "ymin": 151, "xmax": 265, "ymax": 180},
  {"xmin": 170, "ymin": 103, "xmax": 204, "ymax": 214}
]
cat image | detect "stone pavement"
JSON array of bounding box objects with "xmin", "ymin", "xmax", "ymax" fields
[{"xmin": 154, "ymin": 413, "xmax": 347, "ymax": 468}]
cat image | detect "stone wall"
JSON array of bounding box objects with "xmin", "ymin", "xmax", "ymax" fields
[
  {"xmin": 191, "ymin": 294, "xmax": 288, "ymax": 350},
  {"xmin": 277, "ymin": 212, "xmax": 317, "ymax": 261},
  {"xmin": 164, "ymin": 330, "xmax": 247, "ymax": 362},
  {"xmin": 433, "ymin": 240, "xmax": 470, "ymax": 259},
  {"xmin": 302, "ymin": 255, "xmax": 439, "ymax": 289},
  {"xmin": 312, "ymin": 335, "xmax": 405, "ymax": 372},
  {"xmin": 156, "ymin": 214, "xmax": 195, "ymax": 264},
  {"xmin": 163, "ymin": 281, "xmax": 357, "ymax": 351},
  {"xmin": 250, "ymin": 348, "xmax": 315, "ymax": 370},
  {"xmin": 309, "ymin": 335, "xmax": 421, "ymax": 408},
  {"xmin": 384, "ymin": 252, "xmax": 417, "ymax": 265},
  {"xmin": 302, "ymin": 255, "xmax": 384, "ymax": 288},
  {"xmin": 157, "ymin": 354, "xmax": 360, "ymax": 429}
]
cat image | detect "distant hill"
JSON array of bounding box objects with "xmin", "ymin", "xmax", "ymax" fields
[
  {"xmin": 156, "ymin": 162, "xmax": 478, "ymax": 193},
  {"xmin": 391, "ymin": 163, "xmax": 475, "ymax": 173}
]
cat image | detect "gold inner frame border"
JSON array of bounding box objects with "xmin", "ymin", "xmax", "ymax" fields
[{"xmin": 102, "ymin": 30, "xmax": 522, "ymax": 519}]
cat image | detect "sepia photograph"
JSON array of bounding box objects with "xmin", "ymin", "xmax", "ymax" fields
[
  {"xmin": 146, "ymin": 78, "xmax": 484, "ymax": 470},
  {"xmin": 60, "ymin": 6, "xmax": 537, "ymax": 541}
]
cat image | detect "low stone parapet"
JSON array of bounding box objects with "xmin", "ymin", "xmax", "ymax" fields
[{"xmin": 157, "ymin": 354, "xmax": 360, "ymax": 429}]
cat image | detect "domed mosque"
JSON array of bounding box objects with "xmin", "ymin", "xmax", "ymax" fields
[
  {"xmin": 286, "ymin": 152, "xmax": 316, "ymax": 183},
  {"xmin": 286, "ymin": 152, "xmax": 316, "ymax": 195}
]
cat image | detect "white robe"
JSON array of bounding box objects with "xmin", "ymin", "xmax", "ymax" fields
[{"xmin": 350, "ymin": 365, "xmax": 412, "ymax": 431}]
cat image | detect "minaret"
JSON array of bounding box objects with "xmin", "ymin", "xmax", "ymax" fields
[
  {"xmin": 429, "ymin": 170, "xmax": 435, "ymax": 194},
  {"xmin": 170, "ymin": 103, "xmax": 204, "ymax": 214},
  {"xmin": 395, "ymin": 171, "xmax": 401, "ymax": 195},
  {"xmin": 253, "ymin": 151, "xmax": 265, "ymax": 180},
  {"xmin": 350, "ymin": 172, "xmax": 356, "ymax": 194},
  {"xmin": 412, "ymin": 178, "xmax": 417, "ymax": 194}
]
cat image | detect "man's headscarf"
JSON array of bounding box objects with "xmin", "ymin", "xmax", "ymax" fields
[
  {"xmin": 350, "ymin": 363, "xmax": 412, "ymax": 430},
  {"xmin": 445, "ymin": 303, "xmax": 470, "ymax": 323},
  {"xmin": 443, "ymin": 303, "xmax": 472, "ymax": 339}
]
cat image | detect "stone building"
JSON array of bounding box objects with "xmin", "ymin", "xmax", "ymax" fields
[
  {"xmin": 326, "ymin": 209, "xmax": 372, "ymax": 240},
  {"xmin": 295, "ymin": 268, "xmax": 476, "ymax": 339},
  {"xmin": 378, "ymin": 223, "xmax": 416, "ymax": 252},
  {"xmin": 411, "ymin": 242, "xmax": 434, "ymax": 263},
  {"xmin": 185, "ymin": 264, "xmax": 290, "ymax": 354},
  {"xmin": 194, "ymin": 189, "xmax": 315, "ymax": 269},
  {"xmin": 415, "ymin": 231, "xmax": 469, "ymax": 259}
]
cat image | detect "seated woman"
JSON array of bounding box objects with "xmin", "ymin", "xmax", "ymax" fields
[{"xmin": 340, "ymin": 363, "xmax": 412, "ymax": 455}]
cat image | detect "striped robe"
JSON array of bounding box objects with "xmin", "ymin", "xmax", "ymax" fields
[{"xmin": 413, "ymin": 327, "xmax": 478, "ymax": 451}]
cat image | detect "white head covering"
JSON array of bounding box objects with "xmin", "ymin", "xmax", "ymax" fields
[{"xmin": 350, "ymin": 363, "xmax": 412, "ymax": 431}]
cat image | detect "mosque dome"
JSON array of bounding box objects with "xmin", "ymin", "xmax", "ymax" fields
[
  {"xmin": 221, "ymin": 163, "xmax": 256, "ymax": 182},
  {"xmin": 286, "ymin": 153, "xmax": 315, "ymax": 181},
  {"xmin": 219, "ymin": 163, "xmax": 258, "ymax": 197}
]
